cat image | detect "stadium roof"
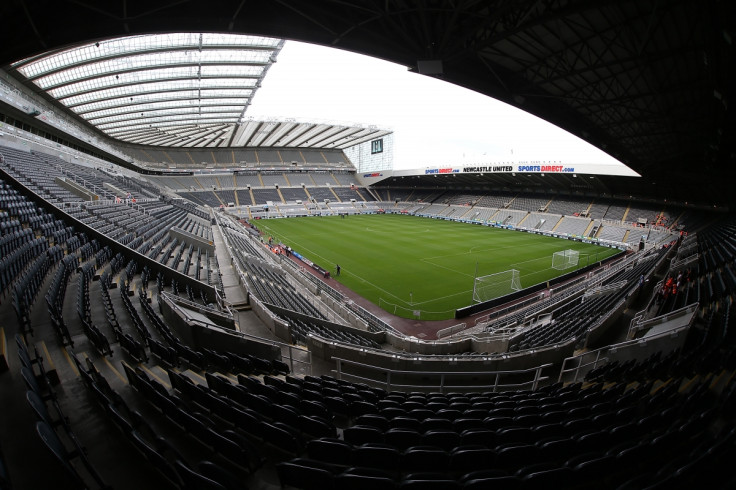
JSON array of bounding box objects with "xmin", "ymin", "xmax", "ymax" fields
[
  {"xmin": 6, "ymin": 32, "xmax": 391, "ymax": 149},
  {"xmin": 10, "ymin": 33, "xmax": 282, "ymax": 146},
  {"xmin": 0, "ymin": 1, "xmax": 734, "ymax": 202}
]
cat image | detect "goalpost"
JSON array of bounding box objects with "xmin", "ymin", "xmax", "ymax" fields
[
  {"xmin": 472, "ymin": 269, "xmax": 522, "ymax": 303},
  {"xmin": 552, "ymin": 249, "xmax": 580, "ymax": 270}
]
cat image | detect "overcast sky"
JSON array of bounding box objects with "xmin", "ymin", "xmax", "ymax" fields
[{"xmin": 248, "ymin": 40, "xmax": 632, "ymax": 173}]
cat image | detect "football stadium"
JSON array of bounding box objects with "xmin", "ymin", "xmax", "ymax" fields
[{"xmin": 0, "ymin": 2, "xmax": 734, "ymax": 489}]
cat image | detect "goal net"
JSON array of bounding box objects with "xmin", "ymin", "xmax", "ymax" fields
[
  {"xmin": 552, "ymin": 249, "xmax": 580, "ymax": 270},
  {"xmin": 472, "ymin": 269, "xmax": 522, "ymax": 303}
]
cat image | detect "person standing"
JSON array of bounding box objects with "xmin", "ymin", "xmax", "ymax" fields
[{"xmin": 336, "ymin": 264, "xmax": 341, "ymax": 276}]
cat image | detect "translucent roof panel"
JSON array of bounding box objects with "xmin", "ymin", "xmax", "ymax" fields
[
  {"xmin": 47, "ymin": 65, "xmax": 264, "ymax": 99},
  {"xmin": 62, "ymin": 80, "xmax": 257, "ymax": 107},
  {"xmin": 14, "ymin": 33, "xmax": 281, "ymax": 78},
  {"xmin": 73, "ymin": 88, "xmax": 254, "ymax": 114},
  {"xmin": 97, "ymin": 110, "xmax": 243, "ymax": 131},
  {"xmin": 85, "ymin": 98, "xmax": 251, "ymax": 122},
  {"xmin": 12, "ymin": 33, "xmax": 283, "ymax": 145}
]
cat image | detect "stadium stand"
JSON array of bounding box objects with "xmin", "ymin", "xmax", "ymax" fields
[
  {"xmin": 554, "ymin": 216, "xmax": 592, "ymax": 236},
  {"xmin": 1, "ymin": 3, "xmax": 735, "ymax": 486},
  {"xmin": 524, "ymin": 212, "xmax": 561, "ymax": 231},
  {"xmin": 2, "ymin": 140, "xmax": 735, "ymax": 490}
]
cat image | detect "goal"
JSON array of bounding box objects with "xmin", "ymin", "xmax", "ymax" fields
[
  {"xmin": 472, "ymin": 269, "xmax": 522, "ymax": 303},
  {"xmin": 552, "ymin": 249, "xmax": 580, "ymax": 270}
]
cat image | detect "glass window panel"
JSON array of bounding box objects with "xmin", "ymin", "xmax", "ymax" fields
[
  {"xmin": 35, "ymin": 50, "xmax": 270, "ymax": 89},
  {"xmin": 83, "ymin": 98, "xmax": 250, "ymax": 120},
  {"xmin": 48, "ymin": 66, "xmax": 262, "ymax": 98},
  {"xmin": 108, "ymin": 122, "xmax": 228, "ymax": 135},
  {"xmin": 98, "ymin": 111, "xmax": 241, "ymax": 130},
  {"xmin": 73, "ymin": 89, "xmax": 252, "ymax": 114},
  {"xmin": 61, "ymin": 81, "xmax": 254, "ymax": 107}
]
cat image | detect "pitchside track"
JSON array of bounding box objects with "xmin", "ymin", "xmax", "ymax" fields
[{"xmin": 254, "ymin": 214, "xmax": 620, "ymax": 320}]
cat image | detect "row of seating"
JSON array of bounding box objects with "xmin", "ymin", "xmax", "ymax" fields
[
  {"xmin": 115, "ymin": 269, "xmax": 285, "ymax": 375},
  {"xmin": 241, "ymin": 260, "xmax": 326, "ymax": 319},
  {"xmin": 17, "ymin": 335, "xmax": 109, "ymax": 489},
  {"xmin": 70, "ymin": 350, "xmax": 245, "ymax": 490},
  {"xmin": 12, "ymin": 244, "xmax": 64, "ymax": 334},
  {"xmin": 123, "ymin": 362, "xmax": 270, "ymax": 472},
  {"xmin": 275, "ymin": 375, "xmax": 731, "ymax": 489},
  {"xmin": 0, "ymin": 233, "xmax": 48, "ymax": 296},
  {"xmin": 44, "ymin": 254, "xmax": 79, "ymax": 346}
]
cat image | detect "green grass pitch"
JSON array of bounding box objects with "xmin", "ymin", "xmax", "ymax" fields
[{"xmin": 254, "ymin": 214, "xmax": 620, "ymax": 320}]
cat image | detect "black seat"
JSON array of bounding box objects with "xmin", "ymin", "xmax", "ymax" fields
[
  {"xmin": 335, "ymin": 471, "xmax": 397, "ymax": 490},
  {"xmin": 276, "ymin": 459, "xmax": 337, "ymax": 490},
  {"xmin": 571, "ymin": 454, "xmax": 616, "ymax": 479},
  {"xmin": 400, "ymin": 476, "xmax": 461, "ymax": 489},
  {"xmin": 175, "ymin": 459, "xmax": 227, "ymax": 490},
  {"xmin": 494, "ymin": 444, "xmax": 540, "ymax": 471},
  {"xmin": 385, "ymin": 428, "xmax": 423, "ymax": 451},
  {"xmin": 272, "ymin": 404, "xmax": 301, "ymax": 427},
  {"xmin": 299, "ymin": 415, "xmax": 337, "ymax": 439},
  {"xmin": 402, "ymin": 446, "xmax": 450, "ymax": 472},
  {"xmin": 381, "ymin": 404, "xmax": 410, "ymax": 418},
  {"xmin": 536, "ymin": 437, "xmax": 576, "ymax": 463},
  {"xmin": 263, "ymin": 422, "xmax": 303, "ymax": 455},
  {"xmin": 343, "ymin": 425, "xmax": 385, "ymax": 445},
  {"xmin": 197, "ymin": 460, "xmax": 249, "ymax": 490},
  {"xmin": 449, "ymin": 446, "xmax": 495, "ymax": 473},
  {"xmin": 483, "ymin": 416, "xmax": 514, "ymax": 431},
  {"xmin": 355, "ymin": 413, "xmax": 390, "ymax": 431},
  {"xmin": 453, "ymin": 418, "xmax": 486, "ymax": 432},
  {"xmin": 35, "ymin": 421, "xmax": 87, "ymax": 488},
  {"xmin": 423, "ymin": 430, "xmax": 461, "ymax": 451},
  {"xmin": 351, "ymin": 400, "xmax": 379, "ymax": 417},
  {"xmin": 421, "ymin": 417, "xmax": 454, "ymax": 432},
  {"xmin": 460, "ymin": 428, "xmax": 496, "ymax": 447},
  {"xmin": 521, "ymin": 466, "xmax": 574, "ymax": 490},
  {"xmin": 130, "ymin": 430, "xmax": 183, "ymax": 488},
  {"xmin": 408, "ymin": 408, "xmax": 435, "ymax": 421},
  {"xmin": 390, "ymin": 416, "xmax": 422, "ymax": 431},
  {"xmin": 307, "ymin": 438, "xmax": 353, "ymax": 466},
  {"xmin": 495, "ymin": 427, "xmax": 533, "ymax": 446},
  {"xmin": 353, "ymin": 444, "xmax": 401, "ymax": 474},
  {"xmin": 462, "ymin": 475, "xmax": 522, "ymax": 490}
]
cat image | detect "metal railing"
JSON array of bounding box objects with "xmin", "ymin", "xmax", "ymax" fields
[
  {"xmin": 161, "ymin": 291, "xmax": 234, "ymax": 320},
  {"xmin": 333, "ymin": 357, "xmax": 553, "ymax": 393},
  {"xmin": 436, "ymin": 322, "xmax": 468, "ymax": 339}
]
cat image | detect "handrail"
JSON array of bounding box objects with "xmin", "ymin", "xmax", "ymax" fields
[
  {"xmin": 332, "ymin": 356, "xmax": 553, "ymax": 393},
  {"xmin": 161, "ymin": 291, "xmax": 233, "ymax": 320},
  {"xmin": 436, "ymin": 322, "xmax": 467, "ymax": 339}
]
